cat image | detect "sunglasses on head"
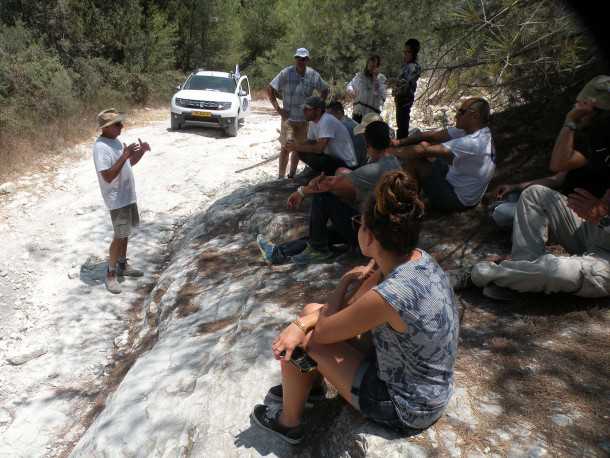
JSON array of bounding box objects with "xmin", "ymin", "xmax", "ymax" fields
[{"xmin": 351, "ymin": 215, "xmax": 363, "ymax": 232}]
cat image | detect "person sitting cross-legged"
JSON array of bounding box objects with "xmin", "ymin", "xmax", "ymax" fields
[
  {"xmin": 250, "ymin": 171, "xmax": 459, "ymax": 444},
  {"xmin": 392, "ymin": 97, "xmax": 495, "ymax": 212},
  {"xmin": 257, "ymin": 121, "xmax": 401, "ymax": 265}
]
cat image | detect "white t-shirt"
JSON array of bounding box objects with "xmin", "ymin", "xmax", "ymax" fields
[
  {"xmin": 307, "ymin": 112, "xmax": 358, "ymax": 167},
  {"xmin": 442, "ymin": 127, "xmax": 495, "ymax": 206},
  {"xmin": 93, "ymin": 137, "xmax": 137, "ymax": 210}
]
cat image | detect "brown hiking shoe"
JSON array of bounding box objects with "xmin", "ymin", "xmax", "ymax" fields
[{"xmin": 117, "ymin": 261, "xmax": 143, "ymax": 277}]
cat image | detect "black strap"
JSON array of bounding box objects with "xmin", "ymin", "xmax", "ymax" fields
[{"xmin": 354, "ymin": 101, "xmax": 381, "ymax": 114}]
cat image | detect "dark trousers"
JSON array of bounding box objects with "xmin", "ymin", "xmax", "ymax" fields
[
  {"xmin": 276, "ymin": 193, "xmax": 359, "ymax": 259},
  {"xmin": 309, "ymin": 192, "xmax": 359, "ymax": 251},
  {"xmin": 396, "ymin": 103, "xmax": 413, "ymax": 139},
  {"xmin": 298, "ymin": 152, "xmax": 349, "ymax": 176}
]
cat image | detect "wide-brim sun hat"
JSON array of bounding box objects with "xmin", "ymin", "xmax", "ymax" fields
[
  {"xmin": 97, "ymin": 108, "xmax": 126, "ymax": 129},
  {"xmin": 353, "ymin": 112, "xmax": 383, "ymax": 135},
  {"xmin": 576, "ymin": 75, "xmax": 610, "ymax": 111}
]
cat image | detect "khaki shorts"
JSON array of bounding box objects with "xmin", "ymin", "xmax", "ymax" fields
[
  {"xmin": 279, "ymin": 120, "xmax": 308, "ymax": 146},
  {"xmin": 110, "ymin": 203, "xmax": 139, "ymax": 239}
]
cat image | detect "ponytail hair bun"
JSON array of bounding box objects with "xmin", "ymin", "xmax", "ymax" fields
[{"xmin": 363, "ymin": 171, "xmax": 424, "ymax": 254}]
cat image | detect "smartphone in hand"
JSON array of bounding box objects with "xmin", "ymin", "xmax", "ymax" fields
[{"xmin": 281, "ymin": 347, "xmax": 318, "ymax": 373}]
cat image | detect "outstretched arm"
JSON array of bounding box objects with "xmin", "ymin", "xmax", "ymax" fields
[
  {"xmin": 393, "ymin": 128, "xmax": 451, "ymax": 147},
  {"xmin": 493, "ymin": 172, "xmax": 567, "ymax": 199},
  {"xmin": 393, "ymin": 141, "xmax": 453, "ymax": 161}
]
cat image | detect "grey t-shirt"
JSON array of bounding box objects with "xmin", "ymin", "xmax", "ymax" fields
[
  {"xmin": 341, "ymin": 116, "xmax": 367, "ymax": 166},
  {"xmin": 373, "ymin": 250, "xmax": 459, "ymax": 429},
  {"xmin": 346, "ymin": 154, "xmax": 401, "ymax": 206}
]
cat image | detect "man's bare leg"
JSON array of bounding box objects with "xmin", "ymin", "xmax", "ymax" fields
[
  {"xmin": 288, "ymin": 151, "xmax": 299, "ymax": 178},
  {"xmin": 106, "ymin": 238, "xmax": 123, "ymax": 293},
  {"xmin": 278, "ymin": 146, "xmax": 289, "ymax": 178}
]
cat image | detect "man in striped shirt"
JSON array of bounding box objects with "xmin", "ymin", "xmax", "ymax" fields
[{"xmin": 268, "ymin": 48, "xmax": 329, "ymax": 179}]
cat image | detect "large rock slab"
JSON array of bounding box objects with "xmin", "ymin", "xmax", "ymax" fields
[{"xmin": 71, "ymin": 181, "xmax": 610, "ymax": 457}]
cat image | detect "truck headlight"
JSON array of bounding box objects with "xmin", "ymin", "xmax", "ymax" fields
[
  {"xmin": 218, "ymin": 102, "xmax": 232, "ymax": 110},
  {"xmin": 175, "ymin": 98, "xmax": 187, "ymax": 107}
]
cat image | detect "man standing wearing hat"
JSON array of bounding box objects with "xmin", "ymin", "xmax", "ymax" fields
[
  {"xmin": 453, "ymin": 76, "xmax": 610, "ymax": 300},
  {"xmin": 93, "ymin": 109, "xmax": 151, "ymax": 294},
  {"xmin": 268, "ymin": 47, "xmax": 329, "ymax": 179}
]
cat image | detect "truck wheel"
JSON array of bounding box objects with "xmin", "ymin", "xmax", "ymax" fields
[
  {"xmin": 225, "ymin": 116, "xmax": 238, "ymax": 137},
  {"xmin": 171, "ymin": 116, "xmax": 181, "ymax": 130}
]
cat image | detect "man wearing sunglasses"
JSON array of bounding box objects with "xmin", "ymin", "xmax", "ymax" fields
[
  {"xmin": 268, "ymin": 48, "xmax": 329, "ymax": 179},
  {"xmin": 453, "ymin": 76, "xmax": 610, "ymax": 300},
  {"xmin": 93, "ymin": 109, "xmax": 151, "ymax": 294},
  {"xmin": 392, "ymin": 97, "xmax": 495, "ymax": 213}
]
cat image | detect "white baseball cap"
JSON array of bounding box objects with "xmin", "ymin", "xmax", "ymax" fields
[{"xmin": 294, "ymin": 48, "xmax": 310, "ymax": 59}]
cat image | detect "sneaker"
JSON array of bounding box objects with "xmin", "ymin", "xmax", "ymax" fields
[
  {"xmin": 266, "ymin": 384, "xmax": 326, "ymax": 407},
  {"xmin": 256, "ymin": 235, "xmax": 286, "ymax": 265},
  {"xmin": 250, "ymin": 404, "xmax": 304, "ymax": 445},
  {"xmin": 291, "ymin": 245, "xmax": 333, "ymax": 265},
  {"xmin": 117, "ymin": 261, "xmax": 143, "ymax": 277},
  {"xmin": 105, "ymin": 273, "xmax": 121, "ymax": 294},
  {"xmin": 446, "ymin": 266, "xmax": 473, "ymax": 290},
  {"xmin": 482, "ymin": 284, "xmax": 518, "ymax": 301}
]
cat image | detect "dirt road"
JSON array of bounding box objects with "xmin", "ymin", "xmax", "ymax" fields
[{"xmin": 0, "ymin": 102, "xmax": 281, "ymax": 457}]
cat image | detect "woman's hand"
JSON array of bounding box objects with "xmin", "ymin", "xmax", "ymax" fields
[
  {"xmin": 341, "ymin": 259, "xmax": 377, "ymax": 288},
  {"xmin": 272, "ymin": 322, "xmax": 307, "ymax": 361}
]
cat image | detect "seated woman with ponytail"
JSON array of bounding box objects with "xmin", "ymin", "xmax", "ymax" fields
[{"xmin": 251, "ymin": 171, "xmax": 459, "ymax": 444}]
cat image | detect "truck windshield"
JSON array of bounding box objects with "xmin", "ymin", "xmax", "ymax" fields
[{"xmin": 184, "ymin": 75, "xmax": 236, "ymax": 93}]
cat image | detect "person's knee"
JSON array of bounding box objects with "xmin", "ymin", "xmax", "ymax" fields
[
  {"xmin": 520, "ymin": 184, "xmax": 558, "ymax": 203},
  {"xmin": 301, "ymin": 302, "xmax": 324, "ymax": 316},
  {"xmin": 335, "ymin": 167, "xmax": 351, "ymax": 176}
]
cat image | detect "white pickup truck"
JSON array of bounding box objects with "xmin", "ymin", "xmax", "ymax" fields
[{"xmin": 170, "ymin": 69, "xmax": 251, "ymax": 137}]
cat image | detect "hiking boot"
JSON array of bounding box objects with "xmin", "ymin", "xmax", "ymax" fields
[
  {"xmin": 250, "ymin": 404, "xmax": 304, "ymax": 445},
  {"xmin": 291, "ymin": 245, "xmax": 333, "ymax": 265},
  {"xmin": 446, "ymin": 266, "xmax": 473, "ymax": 291},
  {"xmin": 117, "ymin": 261, "xmax": 143, "ymax": 277},
  {"xmin": 105, "ymin": 273, "xmax": 121, "ymax": 294},
  {"xmin": 482, "ymin": 284, "xmax": 518, "ymax": 301},
  {"xmin": 266, "ymin": 384, "xmax": 326, "ymax": 407},
  {"xmin": 256, "ymin": 235, "xmax": 286, "ymax": 265}
]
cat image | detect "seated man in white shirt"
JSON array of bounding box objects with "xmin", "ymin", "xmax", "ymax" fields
[
  {"xmin": 285, "ymin": 96, "xmax": 358, "ymax": 176},
  {"xmin": 393, "ymin": 97, "xmax": 495, "ymax": 212}
]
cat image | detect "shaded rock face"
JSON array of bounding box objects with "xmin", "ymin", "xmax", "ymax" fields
[{"xmin": 71, "ymin": 181, "xmax": 610, "ymax": 457}]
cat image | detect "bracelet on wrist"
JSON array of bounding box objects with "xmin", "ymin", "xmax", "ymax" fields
[
  {"xmin": 292, "ymin": 319, "xmax": 308, "ymax": 334},
  {"xmin": 297, "ymin": 186, "xmax": 306, "ymax": 198},
  {"xmin": 563, "ymin": 120, "xmax": 578, "ymax": 131}
]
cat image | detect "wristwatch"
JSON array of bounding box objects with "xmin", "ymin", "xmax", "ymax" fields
[
  {"xmin": 563, "ymin": 120, "xmax": 578, "ymax": 131},
  {"xmin": 297, "ymin": 186, "xmax": 306, "ymax": 197}
]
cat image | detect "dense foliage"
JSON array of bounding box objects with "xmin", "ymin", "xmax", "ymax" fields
[{"xmin": 0, "ymin": 0, "xmax": 604, "ymax": 141}]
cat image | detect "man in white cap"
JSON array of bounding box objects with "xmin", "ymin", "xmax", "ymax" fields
[
  {"xmin": 268, "ymin": 47, "xmax": 329, "ymax": 179},
  {"xmin": 451, "ymin": 75, "xmax": 610, "ymax": 300},
  {"xmin": 93, "ymin": 109, "xmax": 151, "ymax": 294}
]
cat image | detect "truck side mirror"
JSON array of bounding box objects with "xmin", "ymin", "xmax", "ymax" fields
[{"xmin": 176, "ymin": 84, "xmax": 182, "ymax": 91}]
